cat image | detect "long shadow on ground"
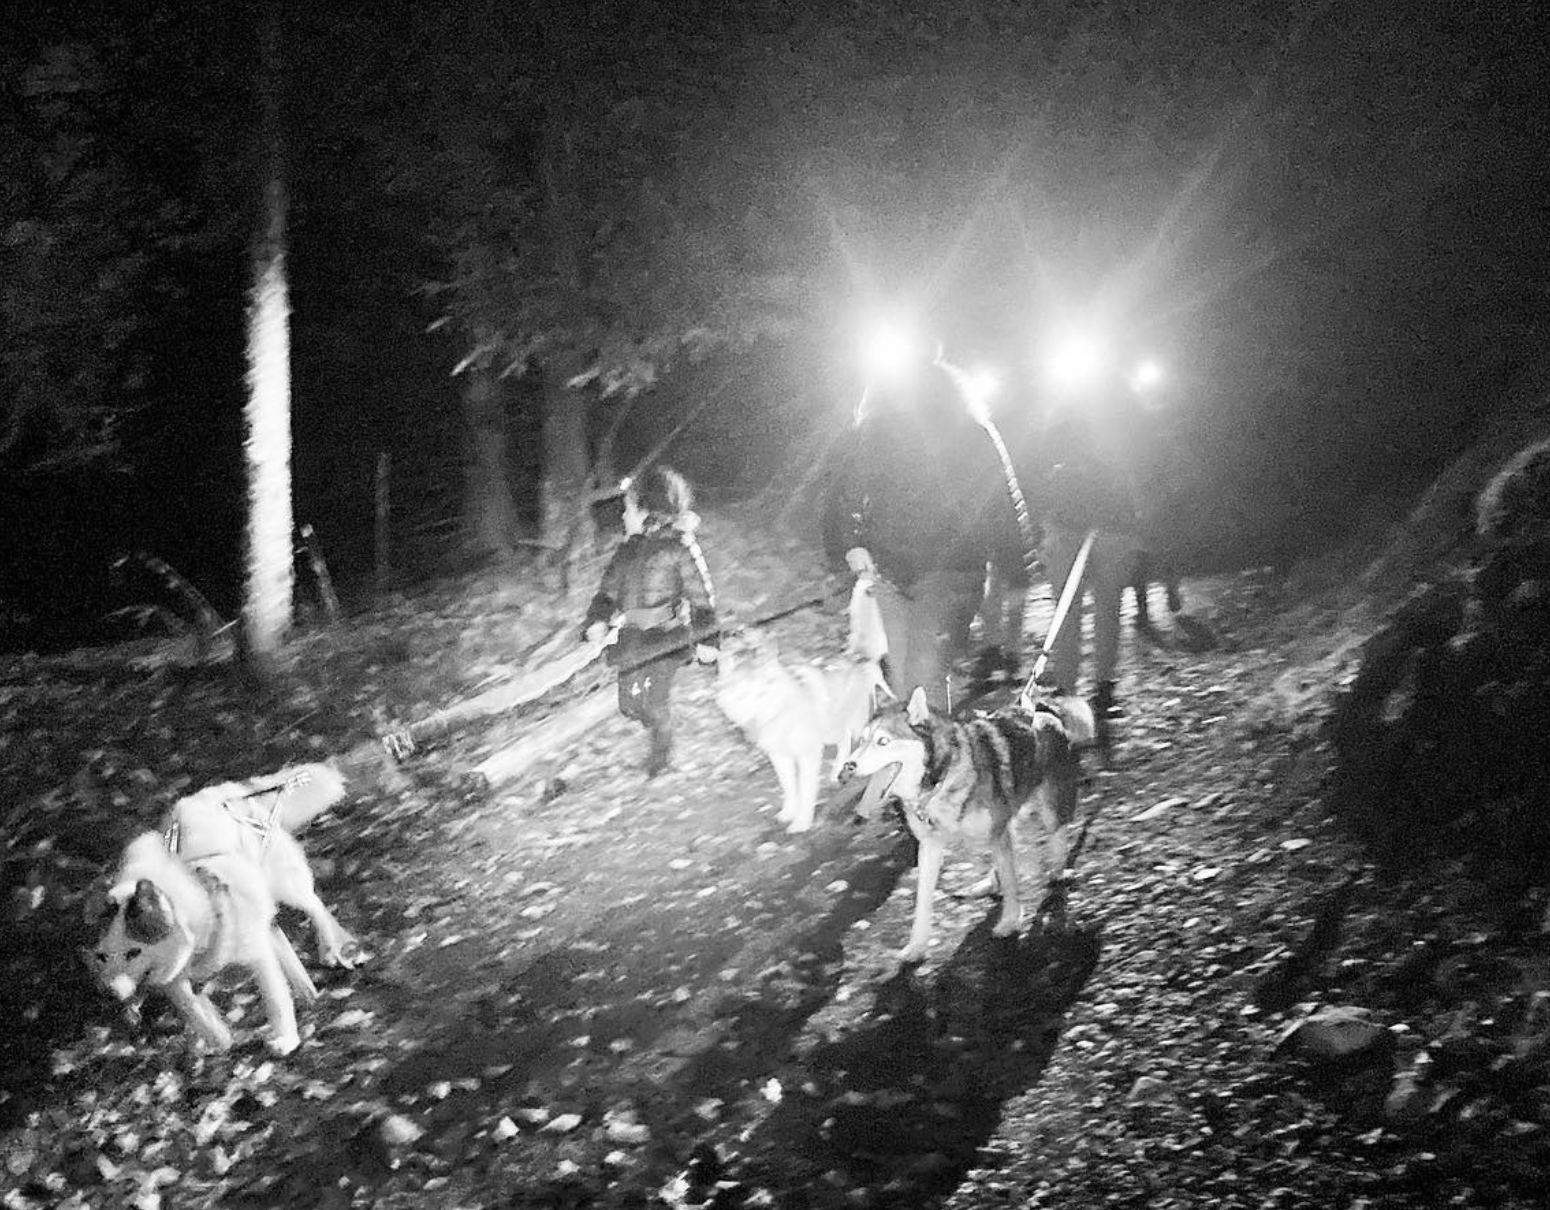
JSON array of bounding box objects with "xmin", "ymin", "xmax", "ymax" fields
[
  {"xmin": 694, "ymin": 909, "xmax": 1103, "ymax": 1209},
  {"xmin": 236, "ymin": 817, "xmax": 919, "ymax": 1205}
]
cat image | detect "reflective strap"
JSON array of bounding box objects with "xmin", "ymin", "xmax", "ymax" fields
[
  {"xmin": 681, "ymin": 530, "xmax": 717, "ymax": 611},
  {"xmin": 1021, "ymin": 529, "xmax": 1097, "ymax": 702}
]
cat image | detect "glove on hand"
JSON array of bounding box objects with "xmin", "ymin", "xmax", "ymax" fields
[{"xmin": 845, "ymin": 546, "xmax": 875, "ymax": 575}]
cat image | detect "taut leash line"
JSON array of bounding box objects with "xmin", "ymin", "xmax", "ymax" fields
[{"xmin": 1019, "ymin": 529, "xmax": 1096, "ymax": 711}]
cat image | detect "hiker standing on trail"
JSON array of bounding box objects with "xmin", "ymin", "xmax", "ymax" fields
[
  {"xmin": 1027, "ymin": 378, "xmax": 1171, "ymax": 754},
  {"xmin": 582, "ymin": 465, "xmax": 719, "ymax": 778},
  {"xmin": 822, "ymin": 357, "xmax": 1021, "ymax": 713}
]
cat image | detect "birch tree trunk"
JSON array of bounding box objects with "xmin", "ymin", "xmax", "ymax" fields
[{"xmin": 242, "ymin": 12, "xmax": 294, "ymax": 669}]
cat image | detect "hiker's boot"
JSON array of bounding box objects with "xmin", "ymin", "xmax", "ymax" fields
[
  {"xmin": 1091, "ymin": 680, "xmax": 1120, "ymax": 758},
  {"xmin": 1133, "ymin": 579, "xmax": 1153, "ymax": 629},
  {"xmin": 645, "ymin": 723, "xmax": 673, "ymax": 779}
]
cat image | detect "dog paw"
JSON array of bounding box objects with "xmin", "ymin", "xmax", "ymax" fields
[
  {"xmin": 784, "ymin": 819, "xmax": 813, "ymax": 834},
  {"xmin": 898, "ymin": 941, "xmax": 929, "ymax": 963},
  {"xmin": 266, "ymin": 1030, "xmax": 301, "ymax": 1056},
  {"xmin": 992, "ymin": 910, "xmax": 1023, "ymax": 938},
  {"xmin": 320, "ymin": 945, "xmax": 358, "ymax": 971}
]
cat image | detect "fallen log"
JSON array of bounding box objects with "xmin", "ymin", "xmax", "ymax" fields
[
  {"xmin": 383, "ymin": 632, "xmax": 612, "ymax": 759},
  {"xmin": 475, "ymin": 689, "xmax": 617, "ymax": 787}
]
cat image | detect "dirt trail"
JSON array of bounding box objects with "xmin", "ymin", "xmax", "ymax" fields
[
  {"xmin": 259, "ymin": 571, "xmax": 1330, "ymax": 1209},
  {"xmin": 10, "ymin": 566, "xmax": 1470, "ymax": 1210}
]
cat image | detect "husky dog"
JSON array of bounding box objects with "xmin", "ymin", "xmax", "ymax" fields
[
  {"xmin": 841, "ymin": 686, "xmax": 1094, "ymax": 962},
  {"xmin": 84, "ymin": 833, "xmax": 318, "ymax": 1054},
  {"xmin": 715, "ymin": 627, "xmax": 887, "ymax": 833},
  {"xmin": 161, "ymin": 763, "xmax": 355, "ymax": 968}
]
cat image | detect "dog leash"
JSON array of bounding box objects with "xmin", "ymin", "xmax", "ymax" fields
[{"xmin": 1018, "ymin": 529, "xmax": 1096, "ymax": 714}]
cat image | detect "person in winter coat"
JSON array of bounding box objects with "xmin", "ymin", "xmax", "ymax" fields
[
  {"xmin": 582, "ymin": 465, "xmax": 719, "ymax": 777},
  {"xmin": 822, "ymin": 359, "xmax": 1022, "ymax": 712},
  {"xmin": 1026, "ymin": 382, "xmax": 1162, "ymax": 752}
]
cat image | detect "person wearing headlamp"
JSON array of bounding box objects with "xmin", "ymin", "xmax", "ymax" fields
[
  {"xmin": 822, "ymin": 358, "xmax": 1021, "ymax": 712},
  {"xmin": 1027, "ymin": 353, "xmax": 1164, "ymax": 753}
]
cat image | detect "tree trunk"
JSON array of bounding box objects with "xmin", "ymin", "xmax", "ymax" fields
[
  {"xmin": 242, "ymin": 12, "xmax": 293, "ymax": 669},
  {"xmin": 475, "ymin": 690, "xmax": 617, "ymax": 788},
  {"xmin": 536, "ymin": 134, "xmax": 598, "ymax": 592},
  {"xmin": 461, "ymin": 362, "xmax": 520, "ymax": 565},
  {"xmin": 539, "ymin": 356, "xmax": 596, "ymax": 593}
]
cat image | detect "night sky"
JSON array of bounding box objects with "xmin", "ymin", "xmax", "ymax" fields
[{"xmin": 3, "ymin": 0, "xmax": 1548, "ymax": 644}]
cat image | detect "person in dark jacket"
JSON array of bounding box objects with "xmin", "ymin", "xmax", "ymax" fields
[
  {"xmin": 822, "ymin": 360, "xmax": 1021, "ymax": 712},
  {"xmin": 1025, "ymin": 381, "xmax": 1165, "ymax": 753},
  {"xmin": 582, "ymin": 465, "xmax": 719, "ymax": 777}
]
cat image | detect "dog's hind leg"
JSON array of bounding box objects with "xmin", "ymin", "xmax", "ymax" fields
[
  {"xmin": 251, "ymin": 939, "xmax": 303, "ymax": 1055},
  {"xmin": 288, "ymin": 889, "xmax": 355, "ymax": 969},
  {"xmin": 266, "ymin": 835, "xmax": 356, "ymax": 968},
  {"xmin": 988, "ymin": 826, "xmax": 1022, "ymax": 937},
  {"xmin": 271, "ymin": 925, "xmax": 319, "ymax": 1004},
  {"xmin": 901, "ymin": 834, "xmax": 946, "ymax": 963}
]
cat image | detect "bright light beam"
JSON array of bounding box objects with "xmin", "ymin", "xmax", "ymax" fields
[
  {"xmin": 859, "ymin": 320, "xmax": 917, "ymax": 383},
  {"xmin": 1131, "ymin": 358, "xmax": 1164, "ymax": 392},
  {"xmin": 961, "ymin": 365, "xmax": 999, "ymax": 423},
  {"xmin": 1044, "ymin": 331, "xmax": 1107, "ymax": 392}
]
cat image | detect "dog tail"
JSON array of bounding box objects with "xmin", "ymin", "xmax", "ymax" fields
[{"xmin": 1055, "ymin": 695, "xmax": 1097, "ymax": 750}]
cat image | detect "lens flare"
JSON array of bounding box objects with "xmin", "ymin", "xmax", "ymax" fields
[
  {"xmin": 1044, "ymin": 331, "xmax": 1107, "ymax": 391},
  {"xmin": 859, "ymin": 320, "xmax": 917, "ymax": 382},
  {"xmin": 1131, "ymin": 359, "xmax": 1164, "ymax": 391}
]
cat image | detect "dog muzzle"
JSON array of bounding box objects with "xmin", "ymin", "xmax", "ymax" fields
[{"xmin": 108, "ymin": 973, "xmax": 138, "ymax": 1001}]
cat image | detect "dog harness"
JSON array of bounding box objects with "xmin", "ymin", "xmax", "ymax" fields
[
  {"xmin": 181, "ymin": 865, "xmax": 237, "ymax": 984},
  {"xmin": 161, "ymin": 769, "xmax": 313, "ymax": 859}
]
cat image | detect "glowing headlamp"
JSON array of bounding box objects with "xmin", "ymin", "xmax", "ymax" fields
[
  {"xmin": 857, "ymin": 318, "xmax": 921, "ymax": 384},
  {"xmin": 1043, "ymin": 329, "xmax": 1108, "ymax": 392},
  {"xmin": 1129, "ymin": 358, "xmax": 1164, "ymax": 393}
]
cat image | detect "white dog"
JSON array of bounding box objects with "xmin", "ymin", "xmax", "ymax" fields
[{"xmin": 85, "ymin": 833, "xmax": 317, "ymax": 1053}]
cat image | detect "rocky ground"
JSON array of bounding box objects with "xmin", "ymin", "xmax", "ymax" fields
[{"xmin": 3, "ymin": 508, "xmax": 1548, "ymax": 1209}]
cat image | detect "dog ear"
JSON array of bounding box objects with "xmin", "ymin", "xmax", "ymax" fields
[
  {"xmin": 82, "ymin": 881, "xmax": 117, "ymax": 925},
  {"xmin": 906, "ymin": 686, "xmax": 930, "ymax": 726},
  {"xmin": 123, "ymin": 880, "xmax": 175, "ymax": 945}
]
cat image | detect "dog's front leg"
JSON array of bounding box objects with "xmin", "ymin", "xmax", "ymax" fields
[
  {"xmin": 829, "ymin": 731, "xmax": 853, "ymax": 783},
  {"xmin": 787, "ymin": 755, "xmax": 820, "ymax": 833},
  {"xmin": 769, "ymin": 754, "xmax": 799, "ymax": 825},
  {"xmin": 164, "ymin": 978, "xmax": 233, "ymax": 1051},
  {"xmin": 1033, "ymin": 789, "xmax": 1074, "ymax": 904},
  {"xmin": 988, "ymin": 827, "xmax": 1022, "ymax": 937},
  {"xmin": 901, "ymin": 834, "xmax": 945, "ymax": 963}
]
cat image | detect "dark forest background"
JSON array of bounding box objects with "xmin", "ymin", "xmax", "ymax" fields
[{"xmin": 3, "ymin": 0, "xmax": 1547, "ymax": 649}]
